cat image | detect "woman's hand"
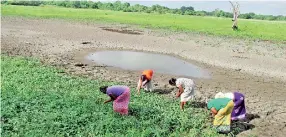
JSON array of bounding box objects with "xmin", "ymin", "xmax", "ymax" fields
[
  {"xmin": 176, "ymin": 91, "xmax": 181, "ymax": 98},
  {"xmin": 176, "ymin": 85, "xmax": 184, "ymax": 98},
  {"xmin": 142, "ymin": 80, "xmax": 147, "ymax": 87},
  {"xmin": 104, "ymin": 99, "xmax": 112, "ymax": 104},
  {"xmin": 137, "ymin": 79, "xmax": 142, "ymax": 95},
  {"xmin": 212, "ymin": 113, "xmax": 216, "ymax": 118},
  {"xmin": 104, "ymin": 97, "xmax": 114, "ymax": 104},
  {"xmin": 210, "ymin": 107, "xmax": 218, "ymax": 117}
]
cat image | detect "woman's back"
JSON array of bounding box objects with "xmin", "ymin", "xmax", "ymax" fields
[
  {"xmin": 107, "ymin": 85, "xmax": 128, "ymax": 98},
  {"xmin": 207, "ymin": 98, "xmax": 232, "ymax": 111}
]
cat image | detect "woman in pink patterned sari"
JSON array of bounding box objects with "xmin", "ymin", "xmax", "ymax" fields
[{"xmin": 100, "ymin": 85, "xmax": 130, "ymax": 115}]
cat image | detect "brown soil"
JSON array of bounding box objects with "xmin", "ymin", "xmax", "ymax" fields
[{"xmin": 1, "ymin": 17, "xmax": 286, "ymax": 137}]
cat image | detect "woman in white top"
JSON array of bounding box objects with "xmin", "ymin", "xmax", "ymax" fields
[{"xmin": 169, "ymin": 78, "xmax": 195, "ymax": 110}]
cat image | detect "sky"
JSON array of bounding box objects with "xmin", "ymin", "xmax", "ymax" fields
[{"xmin": 98, "ymin": 1, "xmax": 286, "ymax": 16}]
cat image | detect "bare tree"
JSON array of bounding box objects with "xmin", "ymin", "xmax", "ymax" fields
[{"xmin": 230, "ymin": 1, "xmax": 240, "ymax": 30}]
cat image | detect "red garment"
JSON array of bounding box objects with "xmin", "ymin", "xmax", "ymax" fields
[{"xmin": 113, "ymin": 88, "xmax": 130, "ymax": 115}]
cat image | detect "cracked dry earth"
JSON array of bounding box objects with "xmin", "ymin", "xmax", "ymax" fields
[{"xmin": 1, "ymin": 17, "xmax": 286, "ymax": 137}]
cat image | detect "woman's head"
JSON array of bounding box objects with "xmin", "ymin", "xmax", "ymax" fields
[
  {"xmin": 169, "ymin": 78, "xmax": 176, "ymax": 86},
  {"xmin": 99, "ymin": 86, "xmax": 108, "ymax": 94},
  {"xmin": 141, "ymin": 75, "xmax": 147, "ymax": 82}
]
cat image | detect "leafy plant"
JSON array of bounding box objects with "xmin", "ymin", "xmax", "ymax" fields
[{"xmin": 1, "ymin": 56, "xmax": 220, "ymax": 136}]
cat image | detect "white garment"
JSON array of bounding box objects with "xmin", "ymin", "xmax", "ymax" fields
[
  {"xmin": 224, "ymin": 92, "xmax": 234, "ymax": 100},
  {"xmin": 144, "ymin": 80, "xmax": 153, "ymax": 92},
  {"xmin": 181, "ymin": 86, "xmax": 195, "ymax": 102},
  {"xmin": 137, "ymin": 79, "xmax": 153, "ymax": 92},
  {"xmin": 215, "ymin": 92, "xmax": 224, "ymax": 99},
  {"xmin": 175, "ymin": 78, "xmax": 195, "ymax": 88},
  {"xmin": 176, "ymin": 78, "xmax": 195, "ymax": 102},
  {"xmin": 215, "ymin": 92, "xmax": 234, "ymax": 100}
]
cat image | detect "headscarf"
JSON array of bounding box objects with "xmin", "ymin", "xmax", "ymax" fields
[{"xmin": 215, "ymin": 92, "xmax": 225, "ymax": 99}]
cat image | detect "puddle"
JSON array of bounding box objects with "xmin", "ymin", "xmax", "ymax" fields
[
  {"xmin": 100, "ymin": 27, "xmax": 143, "ymax": 35},
  {"xmin": 85, "ymin": 51, "xmax": 211, "ymax": 79}
]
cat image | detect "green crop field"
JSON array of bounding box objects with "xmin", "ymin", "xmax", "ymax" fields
[
  {"xmin": 1, "ymin": 55, "xmax": 224, "ymax": 136},
  {"xmin": 2, "ymin": 5, "xmax": 286, "ymax": 41}
]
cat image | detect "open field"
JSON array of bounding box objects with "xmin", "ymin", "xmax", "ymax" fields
[
  {"xmin": 1, "ymin": 56, "xmax": 220, "ymax": 136},
  {"xmin": 1, "ymin": 4, "xmax": 286, "ymax": 137},
  {"xmin": 2, "ymin": 5, "xmax": 286, "ymax": 41}
]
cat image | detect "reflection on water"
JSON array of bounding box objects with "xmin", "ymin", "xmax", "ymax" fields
[{"xmin": 85, "ymin": 50, "xmax": 211, "ymax": 79}]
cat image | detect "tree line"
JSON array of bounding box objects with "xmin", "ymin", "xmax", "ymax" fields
[{"xmin": 2, "ymin": 0, "xmax": 286, "ymax": 21}]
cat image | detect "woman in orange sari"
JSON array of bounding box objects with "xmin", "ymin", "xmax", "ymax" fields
[{"xmin": 137, "ymin": 69, "xmax": 153, "ymax": 94}]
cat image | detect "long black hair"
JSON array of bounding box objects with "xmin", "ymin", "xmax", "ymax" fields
[
  {"xmin": 99, "ymin": 86, "xmax": 108, "ymax": 94},
  {"xmin": 169, "ymin": 78, "xmax": 176, "ymax": 85}
]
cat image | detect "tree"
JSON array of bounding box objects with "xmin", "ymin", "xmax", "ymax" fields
[
  {"xmin": 224, "ymin": 12, "xmax": 233, "ymax": 18},
  {"xmin": 1, "ymin": 0, "xmax": 8, "ymax": 4},
  {"xmin": 265, "ymin": 15, "xmax": 277, "ymax": 21},
  {"xmin": 184, "ymin": 10, "xmax": 195, "ymax": 15},
  {"xmin": 214, "ymin": 9, "xmax": 226, "ymax": 17},
  {"xmin": 121, "ymin": 2, "xmax": 131, "ymax": 12},
  {"xmin": 104, "ymin": 3, "xmax": 114, "ymax": 10},
  {"xmin": 253, "ymin": 14, "xmax": 265, "ymax": 20},
  {"xmin": 55, "ymin": 1, "xmax": 67, "ymax": 7},
  {"xmin": 276, "ymin": 15, "xmax": 286, "ymax": 21},
  {"xmin": 80, "ymin": 1, "xmax": 90, "ymax": 8},
  {"xmin": 90, "ymin": 2, "xmax": 98, "ymax": 9},
  {"xmin": 149, "ymin": 4, "xmax": 169, "ymax": 14},
  {"xmin": 113, "ymin": 1, "xmax": 122, "ymax": 11},
  {"xmin": 172, "ymin": 8, "xmax": 183, "ymax": 15},
  {"xmin": 230, "ymin": 1, "xmax": 240, "ymax": 30},
  {"xmin": 71, "ymin": 1, "xmax": 81, "ymax": 8},
  {"xmin": 195, "ymin": 11, "xmax": 206, "ymax": 16},
  {"xmin": 96, "ymin": 1, "xmax": 104, "ymax": 9},
  {"xmin": 180, "ymin": 6, "xmax": 194, "ymax": 14}
]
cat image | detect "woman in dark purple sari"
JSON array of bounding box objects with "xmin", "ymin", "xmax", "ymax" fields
[{"xmin": 215, "ymin": 91, "xmax": 246, "ymax": 121}]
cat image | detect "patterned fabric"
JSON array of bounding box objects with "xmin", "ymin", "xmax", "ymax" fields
[
  {"xmin": 113, "ymin": 87, "xmax": 130, "ymax": 115},
  {"xmin": 176, "ymin": 78, "xmax": 195, "ymax": 102},
  {"xmin": 175, "ymin": 78, "xmax": 195, "ymax": 89},
  {"xmin": 180, "ymin": 86, "xmax": 194, "ymax": 102},
  {"xmin": 213, "ymin": 100, "xmax": 234, "ymax": 133},
  {"xmin": 231, "ymin": 92, "xmax": 246, "ymax": 120}
]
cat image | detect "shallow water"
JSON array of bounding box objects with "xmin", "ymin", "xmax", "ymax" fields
[{"xmin": 85, "ymin": 50, "xmax": 211, "ymax": 79}]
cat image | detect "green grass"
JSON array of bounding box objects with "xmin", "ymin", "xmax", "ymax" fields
[
  {"xmin": 1, "ymin": 55, "xmax": 222, "ymax": 136},
  {"xmin": 2, "ymin": 5, "xmax": 286, "ymax": 41}
]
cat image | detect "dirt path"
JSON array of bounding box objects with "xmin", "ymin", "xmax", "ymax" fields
[{"xmin": 1, "ymin": 17, "xmax": 286, "ymax": 137}]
